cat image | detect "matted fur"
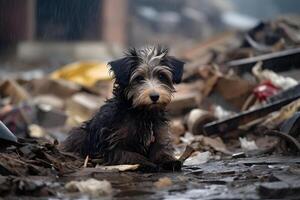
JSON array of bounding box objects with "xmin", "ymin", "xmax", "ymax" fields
[{"xmin": 60, "ymin": 46, "xmax": 184, "ymax": 171}]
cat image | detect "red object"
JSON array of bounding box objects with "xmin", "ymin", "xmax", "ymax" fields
[{"xmin": 253, "ymin": 81, "xmax": 280, "ymax": 101}]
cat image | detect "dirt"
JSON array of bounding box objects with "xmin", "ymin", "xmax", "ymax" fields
[{"xmin": 1, "ymin": 155, "xmax": 299, "ymax": 199}]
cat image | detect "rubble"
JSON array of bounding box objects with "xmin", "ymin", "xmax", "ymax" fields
[
  {"xmin": 169, "ymin": 119, "xmax": 185, "ymax": 144},
  {"xmin": 50, "ymin": 61, "xmax": 111, "ymax": 88},
  {"xmin": 186, "ymin": 108, "xmax": 216, "ymax": 135},
  {"xmin": 183, "ymin": 151, "xmax": 211, "ymax": 166},
  {"xmin": 154, "ymin": 177, "xmax": 173, "ymax": 188},
  {"xmin": 95, "ymin": 164, "xmax": 140, "ymax": 172},
  {"xmin": 0, "ymin": 121, "xmax": 18, "ymax": 143},
  {"xmin": 258, "ymin": 181, "xmax": 300, "ymax": 198},
  {"xmin": 65, "ymin": 178, "xmax": 112, "ymax": 197},
  {"xmin": 0, "ymin": 16, "xmax": 300, "ymax": 199},
  {"xmin": 37, "ymin": 104, "xmax": 67, "ymax": 128},
  {"xmin": 0, "ymin": 80, "xmax": 31, "ymax": 104},
  {"xmin": 66, "ymin": 92, "xmax": 105, "ymax": 123},
  {"xmin": 239, "ymin": 137, "xmax": 259, "ymax": 152}
]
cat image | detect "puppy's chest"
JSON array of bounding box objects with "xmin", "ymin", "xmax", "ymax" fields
[
  {"xmin": 122, "ymin": 118, "xmax": 158, "ymax": 152},
  {"xmin": 136, "ymin": 122, "xmax": 156, "ymax": 146}
]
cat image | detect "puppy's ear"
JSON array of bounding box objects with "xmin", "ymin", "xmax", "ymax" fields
[
  {"xmin": 108, "ymin": 58, "xmax": 131, "ymax": 86},
  {"xmin": 167, "ymin": 57, "xmax": 185, "ymax": 84}
]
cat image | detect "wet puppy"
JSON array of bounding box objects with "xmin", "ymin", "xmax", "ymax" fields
[{"xmin": 61, "ymin": 46, "xmax": 184, "ymax": 171}]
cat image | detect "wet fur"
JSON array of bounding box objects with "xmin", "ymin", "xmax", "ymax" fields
[{"xmin": 60, "ymin": 46, "xmax": 184, "ymax": 171}]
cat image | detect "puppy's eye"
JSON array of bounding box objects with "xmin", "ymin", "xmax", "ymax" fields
[
  {"xmin": 134, "ymin": 75, "xmax": 144, "ymax": 83},
  {"xmin": 158, "ymin": 73, "xmax": 168, "ymax": 82}
]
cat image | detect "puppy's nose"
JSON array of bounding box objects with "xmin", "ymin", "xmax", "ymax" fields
[{"xmin": 150, "ymin": 93, "xmax": 159, "ymax": 102}]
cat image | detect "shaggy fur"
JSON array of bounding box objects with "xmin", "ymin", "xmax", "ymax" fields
[{"xmin": 60, "ymin": 46, "xmax": 184, "ymax": 171}]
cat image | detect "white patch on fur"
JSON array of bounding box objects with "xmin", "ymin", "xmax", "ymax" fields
[{"xmin": 139, "ymin": 46, "xmax": 167, "ymax": 67}]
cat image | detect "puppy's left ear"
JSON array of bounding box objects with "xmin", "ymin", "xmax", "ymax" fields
[
  {"xmin": 167, "ymin": 57, "xmax": 185, "ymax": 84},
  {"xmin": 108, "ymin": 58, "xmax": 131, "ymax": 86}
]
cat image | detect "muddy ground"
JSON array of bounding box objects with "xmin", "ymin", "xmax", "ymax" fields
[{"xmin": 1, "ymin": 156, "xmax": 300, "ymax": 199}]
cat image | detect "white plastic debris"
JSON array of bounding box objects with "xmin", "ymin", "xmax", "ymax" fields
[
  {"xmin": 239, "ymin": 137, "xmax": 258, "ymax": 151},
  {"xmin": 252, "ymin": 63, "xmax": 298, "ymax": 90},
  {"xmin": 214, "ymin": 105, "xmax": 234, "ymax": 120},
  {"xmin": 183, "ymin": 151, "xmax": 211, "ymax": 166},
  {"xmin": 65, "ymin": 178, "xmax": 112, "ymax": 197},
  {"xmin": 180, "ymin": 132, "xmax": 195, "ymax": 145}
]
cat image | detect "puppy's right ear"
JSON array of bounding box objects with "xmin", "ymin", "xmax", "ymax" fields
[{"xmin": 108, "ymin": 58, "xmax": 131, "ymax": 86}]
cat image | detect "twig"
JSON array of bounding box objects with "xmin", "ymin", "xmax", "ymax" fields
[{"xmin": 83, "ymin": 155, "xmax": 89, "ymax": 168}]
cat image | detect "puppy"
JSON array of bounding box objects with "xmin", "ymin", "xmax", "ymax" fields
[{"xmin": 61, "ymin": 46, "xmax": 184, "ymax": 171}]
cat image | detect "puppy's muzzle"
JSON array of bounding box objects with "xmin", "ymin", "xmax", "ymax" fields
[{"xmin": 149, "ymin": 92, "xmax": 159, "ymax": 103}]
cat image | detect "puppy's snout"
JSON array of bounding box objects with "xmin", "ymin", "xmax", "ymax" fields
[{"xmin": 149, "ymin": 92, "xmax": 159, "ymax": 102}]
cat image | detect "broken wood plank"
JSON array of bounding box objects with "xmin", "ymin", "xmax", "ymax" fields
[
  {"xmin": 203, "ymin": 93, "xmax": 300, "ymax": 135},
  {"xmin": 227, "ymin": 47, "xmax": 300, "ymax": 75}
]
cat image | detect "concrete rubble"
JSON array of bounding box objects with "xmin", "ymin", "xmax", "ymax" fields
[{"xmin": 1, "ymin": 16, "xmax": 300, "ymax": 199}]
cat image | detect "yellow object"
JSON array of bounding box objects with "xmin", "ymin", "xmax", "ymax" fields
[{"xmin": 50, "ymin": 61, "xmax": 111, "ymax": 87}]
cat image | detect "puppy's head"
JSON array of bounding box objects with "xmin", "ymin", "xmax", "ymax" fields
[{"xmin": 109, "ymin": 46, "xmax": 184, "ymax": 109}]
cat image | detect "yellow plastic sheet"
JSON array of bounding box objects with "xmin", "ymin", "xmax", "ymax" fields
[{"xmin": 50, "ymin": 61, "xmax": 111, "ymax": 87}]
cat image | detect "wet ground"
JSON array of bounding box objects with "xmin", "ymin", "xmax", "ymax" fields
[{"xmin": 3, "ymin": 155, "xmax": 299, "ymax": 200}]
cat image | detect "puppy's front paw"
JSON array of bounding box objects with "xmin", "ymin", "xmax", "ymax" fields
[{"xmin": 160, "ymin": 160, "xmax": 182, "ymax": 172}]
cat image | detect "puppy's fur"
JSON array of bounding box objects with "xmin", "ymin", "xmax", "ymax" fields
[{"xmin": 60, "ymin": 46, "xmax": 184, "ymax": 171}]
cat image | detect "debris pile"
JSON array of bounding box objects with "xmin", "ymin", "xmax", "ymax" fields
[
  {"xmin": 172, "ymin": 16, "xmax": 300, "ymax": 161},
  {"xmin": 1, "ymin": 16, "xmax": 300, "ymax": 199}
]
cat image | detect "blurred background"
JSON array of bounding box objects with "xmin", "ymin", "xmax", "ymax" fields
[{"xmin": 0, "ymin": 0, "xmax": 300, "ymax": 65}]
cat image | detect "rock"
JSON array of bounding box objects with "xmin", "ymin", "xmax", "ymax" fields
[
  {"xmin": 170, "ymin": 119, "xmax": 186, "ymax": 144},
  {"xmin": 28, "ymin": 124, "xmax": 47, "ymax": 138},
  {"xmin": 0, "ymin": 79, "xmax": 30, "ymax": 104},
  {"xmin": 15, "ymin": 179, "xmax": 53, "ymax": 197},
  {"xmin": 167, "ymin": 82, "xmax": 202, "ymax": 115},
  {"xmin": 154, "ymin": 177, "xmax": 173, "ymax": 188},
  {"xmin": 170, "ymin": 119, "xmax": 185, "ymax": 136},
  {"xmin": 27, "ymin": 78, "xmax": 81, "ymax": 99},
  {"xmin": 65, "ymin": 178, "xmax": 112, "ymax": 197},
  {"xmin": 239, "ymin": 137, "xmax": 258, "ymax": 152},
  {"xmin": 66, "ymin": 92, "xmax": 105, "ymax": 123},
  {"xmin": 37, "ymin": 104, "xmax": 67, "ymax": 128},
  {"xmin": 186, "ymin": 109, "xmax": 217, "ymax": 135},
  {"xmin": 168, "ymin": 93, "xmax": 199, "ymax": 116},
  {"xmin": 258, "ymin": 181, "xmax": 300, "ymax": 198},
  {"xmin": 33, "ymin": 95, "xmax": 64, "ymax": 110},
  {"xmin": 202, "ymin": 136, "xmax": 231, "ymax": 155}
]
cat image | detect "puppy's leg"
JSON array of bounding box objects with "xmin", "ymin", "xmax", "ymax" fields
[
  {"xmin": 106, "ymin": 149, "xmax": 158, "ymax": 172},
  {"xmin": 59, "ymin": 127, "xmax": 88, "ymax": 156},
  {"xmin": 149, "ymin": 127, "xmax": 182, "ymax": 171}
]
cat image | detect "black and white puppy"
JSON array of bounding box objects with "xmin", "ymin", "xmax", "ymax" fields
[{"xmin": 61, "ymin": 46, "xmax": 185, "ymax": 171}]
